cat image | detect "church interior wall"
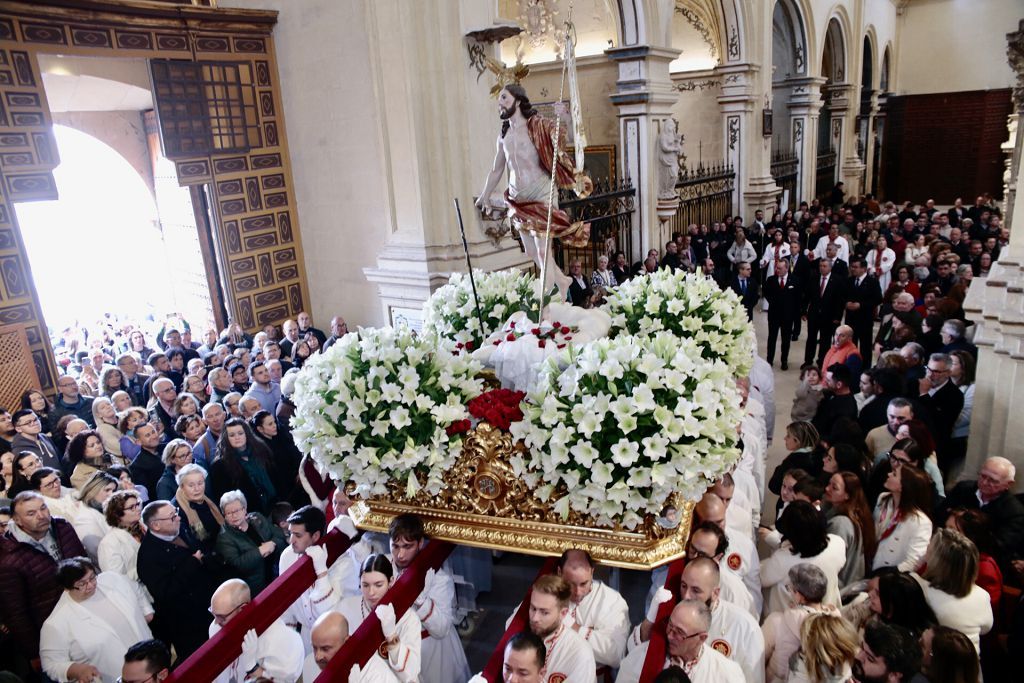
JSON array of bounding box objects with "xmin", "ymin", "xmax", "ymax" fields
[{"xmin": 50, "ymin": 110, "xmax": 153, "ymax": 198}]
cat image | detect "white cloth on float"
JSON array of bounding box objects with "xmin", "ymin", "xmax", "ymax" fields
[
  {"xmin": 561, "ymin": 580, "xmax": 630, "ymax": 668},
  {"xmin": 209, "ymin": 616, "xmax": 304, "ymax": 683},
  {"xmin": 336, "ymin": 595, "xmax": 422, "ymax": 683},
  {"xmin": 615, "ymin": 642, "xmax": 744, "ymax": 683}
]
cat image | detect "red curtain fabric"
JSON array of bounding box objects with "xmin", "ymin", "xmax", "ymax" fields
[
  {"xmin": 479, "ymin": 557, "xmax": 559, "ymax": 682},
  {"xmin": 166, "ymin": 528, "xmax": 353, "ymax": 681},
  {"xmin": 315, "ymin": 539, "xmax": 456, "ymax": 682},
  {"xmin": 639, "ymin": 557, "xmax": 687, "ymax": 683}
]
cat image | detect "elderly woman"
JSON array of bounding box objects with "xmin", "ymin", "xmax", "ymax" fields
[
  {"xmin": 72, "ymin": 471, "xmax": 117, "ymax": 562},
  {"xmin": 30, "ymin": 465, "xmax": 80, "ymax": 519},
  {"xmin": 216, "ymin": 489, "xmax": 286, "ymax": 593},
  {"xmin": 90, "ymin": 396, "xmax": 124, "ymax": 462},
  {"xmin": 40, "ymin": 557, "xmax": 153, "ymax": 683},
  {"xmin": 111, "ymin": 390, "xmax": 133, "ymax": 413},
  {"xmin": 591, "ymin": 254, "xmax": 618, "ymax": 290},
  {"xmin": 762, "ymin": 563, "xmax": 836, "ymax": 683},
  {"xmin": 173, "ymin": 463, "xmax": 224, "ymax": 553},
  {"xmin": 914, "ymin": 528, "xmax": 993, "ymax": 653},
  {"xmin": 156, "ymin": 438, "xmax": 194, "ymax": 502},
  {"xmin": 67, "ymin": 430, "xmax": 114, "ymax": 489},
  {"xmin": 98, "ymin": 489, "xmax": 147, "ymax": 587}
]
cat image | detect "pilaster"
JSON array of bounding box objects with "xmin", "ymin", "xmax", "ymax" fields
[{"xmin": 786, "ymin": 76, "xmax": 826, "ymax": 205}]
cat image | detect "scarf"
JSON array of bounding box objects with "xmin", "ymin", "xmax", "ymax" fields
[
  {"xmin": 876, "ymin": 494, "xmax": 902, "ymax": 542},
  {"xmin": 175, "ymin": 487, "xmax": 225, "ymax": 540}
]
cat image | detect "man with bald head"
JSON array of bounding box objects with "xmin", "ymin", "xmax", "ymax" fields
[
  {"xmin": 615, "ymin": 599, "xmax": 744, "ymax": 682},
  {"xmin": 209, "ymin": 578, "xmax": 303, "ymax": 683},
  {"xmin": 711, "ymin": 474, "xmax": 753, "ymax": 542},
  {"xmin": 556, "ymin": 548, "xmax": 630, "ymax": 670},
  {"xmin": 630, "ymin": 558, "xmax": 763, "ymax": 683},
  {"xmin": 323, "ymin": 316, "xmax": 350, "ymax": 350},
  {"xmin": 695, "ymin": 491, "xmax": 761, "ymax": 613},
  {"xmin": 822, "ymin": 324, "xmax": 862, "ymax": 380},
  {"xmin": 943, "ymin": 456, "xmax": 1024, "ymax": 565},
  {"xmin": 296, "ymin": 311, "xmax": 327, "ymax": 349}
]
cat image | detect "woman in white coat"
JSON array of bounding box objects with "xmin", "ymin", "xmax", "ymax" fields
[
  {"xmin": 866, "ymin": 235, "xmax": 897, "ymax": 292},
  {"xmin": 873, "ymin": 465, "xmax": 934, "ymax": 572},
  {"xmin": 336, "ymin": 553, "xmax": 422, "ymax": 683},
  {"xmin": 40, "ymin": 556, "xmax": 153, "ymax": 683},
  {"xmin": 98, "ymin": 489, "xmax": 147, "ymax": 590},
  {"xmin": 759, "ymin": 230, "xmax": 791, "ymax": 279},
  {"xmin": 71, "ymin": 471, "xmax": 116, "ymax": 564},
  {"xmin": 913, "ymin": 529, "xmax": 993, "ymax": 654},
  {"xmin": 760, "ymin": 501, "xmax": 847, "ymax": 616}
]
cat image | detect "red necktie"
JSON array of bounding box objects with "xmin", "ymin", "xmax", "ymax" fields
[
  {"xmin": 780, "ymin": 276, "xmax": 786, "ymax": 289},
  {"xmin": 820, "ymin": 276, "xmax": 827, "ymax": 296}
]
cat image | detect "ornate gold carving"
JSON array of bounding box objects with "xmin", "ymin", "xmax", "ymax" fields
[{"xmin": 348, "ymin": 421, "xmax": 694, "ymax": 569}]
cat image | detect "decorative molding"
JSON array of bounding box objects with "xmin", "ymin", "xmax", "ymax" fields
[
  {"xmin": 1008, "ymin": 19, "xmax": 1024, "ymax": 111},
  {"xmin": 675, "ymin": 78, "xmax": 720, "ymax": 92},
  {"xmin": 832, "ymin": 118, "xmax": 842, "ymax": 139},
  {"xmin": 728, "ymin": 116, "xmax": 740, "ymax": 150},
  {"xmin": 727, "ymin": 25, "xmax": 739, "ymax": 60},
  {"xmin": 795, "ymin": 45, "xmax": 805, "ymax": 73},
  {"xmin": 793, "ymin": 118, "xmax": 804, "ymax": 144},
  {"xmin": 674, "ymin": 5, "xmax": 718, "ymax": 60}
]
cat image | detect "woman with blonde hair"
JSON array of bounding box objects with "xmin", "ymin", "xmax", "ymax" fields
[
  {"xmin": 914, "ymin": 528, "xmax": 993, "ymax": 653},
  {"xmin": 72, "ymin": 471, "xmax": 117, "ymax": 562},
  {"xmin": 769, "ymin": 421, "xmax": 821, "ymax": 497},
  {"xmin": 90, "ymin": 396, "xmax": 124, "ymax": 462},
  {"xmin": 788, "ymin": 612, "xmax": 859, "ymax": 683}
]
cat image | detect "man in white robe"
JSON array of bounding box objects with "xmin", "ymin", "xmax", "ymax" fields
[
  {"xmin": 713, "ymin": 474, "xmax": 753, "ymax": 542},
  {"xmin": 615, "ymin": 600, "xmax": 744, "ymax": 683},
  {"xmin": 278, "ymin": 506, "xmax": 350, "ymax": 653},
  {"xmin": 557, "ymin": 549, "xmax": 630, "ymax": 671},
  {"xmin": 628, "ymin": 559, "xmax": 764, "ymax": 683},
  {"xmin": 208, "ymin": 579, "xmax": 304, "ymax": 683},
  {"xmin": 525, "ymin": 574, "xmax": 597, "ymax": 683},
  {"xmin": 388, "ymin": 513, "xmax": 471, "ymax": 683},
  {"xmin": 696, "ymin": 492, "xmax": 762, "ymax": 615},
  {"xmin": 302, "ymin": 611, "xmax": 405, "ymax": 683},
  {"xmin": 750, "ymin": 354, "xmax": 776, "ymax": 443}
]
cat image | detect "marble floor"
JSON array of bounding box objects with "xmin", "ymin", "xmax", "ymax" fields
[{"xmin": 461, "ymin": 306, "xmax": 800, "ymax": 670}]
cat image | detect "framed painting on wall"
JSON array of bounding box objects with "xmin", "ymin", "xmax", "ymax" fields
[{"xmin": 566, "ymin": 144, "xmax": 617, "ymax": 184}]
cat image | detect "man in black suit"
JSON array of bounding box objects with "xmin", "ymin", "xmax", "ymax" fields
[
  {"xmin": 567, "ymin": 259, "xmax": 592, "ymax": 307},
  {"xmin": 789, "ymin": 239, "xmax": 812, "ymax": 341},
  {"xmin": 942, "ymin": 457, "xmax": 1024, "ymax": 566},
  {"xmin": 844, "ymin": 256, "xmax": 883, "ymax": 365},
  {"xmin": 137, "ymin": 501, "xmax": 215, "ymax": 662},
  {"xmin": 916, "ymin": 352, "xmax": 965, "ymax": 476},
  {"xmin": 816, "ymin": 243, "xmax": 849, "ymax": 280},
  {"xmin": 803, "ymin": 258, "xmax": 847, "ymax": 365},
  {"xmin": 729, "ymin": 261, "xmax": 759, "ymax": 321},
  {"xmin": 764, "ymin": 258, "xmax": 800, "ymax": 369},
  {"xmin": 129, "ymin": 423, "xmax": 165, "ymax": 496}
]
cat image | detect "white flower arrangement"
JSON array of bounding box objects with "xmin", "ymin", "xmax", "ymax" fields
[
  {"xmin": 290, "ymin": 326, "xmax": 484, "ymax": 498},
  {"xmin": 603, "ymin": 268, "xmax": 755, "ymax": 377},
  {"xmin": 510, "ymin": 331, "xmax": 744, "ymax": 529},
  {"xmin": 422, "ymin": 268, "xmax": 537, "ymax": 351}
]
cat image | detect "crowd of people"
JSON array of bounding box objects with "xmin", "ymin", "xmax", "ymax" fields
[{"xmin": 0, "ymin": 191, "xmax": 1018, "ymax": 683}]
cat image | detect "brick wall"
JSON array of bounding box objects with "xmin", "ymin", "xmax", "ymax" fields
[{"xmin": 882, "ymin": 89, "xmax": 1012, "ymax": 204}]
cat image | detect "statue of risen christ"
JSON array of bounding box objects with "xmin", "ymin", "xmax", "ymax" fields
[{"xmin": 475, "ymin": 84, "xmax": 590, "ymax": 302}]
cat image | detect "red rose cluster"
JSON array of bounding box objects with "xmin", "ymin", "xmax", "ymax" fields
[
  {"xmin": 445, "ymin": 419, "xmax": 472, "ymax": 437},
  {"xmin": 467, "ymin": 388, "xmax": 526, "ymax": 431}
]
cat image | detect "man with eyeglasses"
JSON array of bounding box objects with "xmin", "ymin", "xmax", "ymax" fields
[
  {"xmin": 116, "ymin": 353, "xmax": 151, "ymax": 407},
  {"xmin": 916, "ymin": 352, "xmax": 964, "ymax": 476},
  {"xmin": 616, "ymin": 600, "xmax": 744, "ymax": 682},
  {"xmin": 943, "ymin": 456, "xmax": 1024, "ymax": 568},
  {"xmin": 136, "ymin": 500, "xmax": 215, "ymax": 661},
  {"xmin": 865, "ymin": 398, "xmax": 914, "ymax": 462},
  {"xmin": 120, "ymin": 639, "xmax": 171, "ymax": 683},
  {"xmin": 630, "ymin": 558, "xmax": 763, "ymax": 683},
  {"xmin": 207, "ymin": 578, "xmax": 303, "ymax": 683},
  {"xmin": 11, "ymin": 408, "xmax": 64, "ymax": 475},
  {"xmin": 0, "ymin": 492, "xmax": 86, "ymax": 673},
  {"xmin": 50, "ymin": 374, "xmax": 96, "ymax": 427}
]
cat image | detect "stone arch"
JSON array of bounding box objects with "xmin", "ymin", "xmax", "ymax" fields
[
  {"xmin": 820, "ymin": 15, "xmax": 848, "ymax": 84},
  {"xmin": 773, "ymin": 0, "xmax": 810, "ymax": 79},
  {"xmin": 862, "ymin": 26, "xmax": 878, "ymax": 91},
  {"xmin": 880, "ymin": 43, "xmax": 892, "ymax": 92}
]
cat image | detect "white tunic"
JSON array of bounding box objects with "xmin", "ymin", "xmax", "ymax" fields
[
  {"xmin": 541, "ymin": 623, "xmax": 597, "ymax": 683},
  {"xmin": 71, "ymin": 505, "xmax": 110, "ymax": 565},
  {"xmin": 396, "ymin": 562, "xmax": 471, "ymax": 683},
  {"xmin": 303, "ymin": 650, "xmax": 405, "ymax": 683},
  {"xmin": 279, "ymin": 546, "xmax": 353, "ymax": 653},
  {"xmin": 760, "ymin": 535, "xmax": 847, "ymax": 615},
  {"xmin": 561, "ymin": 581, "xmax": 630, "ymax": 668},
  {"xmin": 724, "ymin": 494, "xmax": 754, "ymax": 543},
  {"xmin": 646, "ymin": 565, "xmax": 756, "ymax": 620},
  {"xmin": 731, "ymin": 467, "xmax": 762, "ymax": 530},
  {"xmin": 626, "ymin": 600, "xmax": 763, "ymax": 683},
  {"xmin": 615, "ymin": 642, "xmax": 744, "ymax": 683},
  {"xmin": 209, "ymin": 617, "xmax": 304, "ymax": 683},
  {"xmin": 336, "ymin": 595, "xmax": 422, "ymax": 683},
  {"xmin": 719, "ymin": 530, "xmax": 762, "ymax": 615}
]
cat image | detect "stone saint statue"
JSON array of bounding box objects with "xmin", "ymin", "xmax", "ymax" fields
[
  {"xmin": 657, "ymin": 118, "xmax": 681, "ymax": 199},
  {"xmin": 476, "ymin": 84, "xmax": 590, "ymax": 300}
]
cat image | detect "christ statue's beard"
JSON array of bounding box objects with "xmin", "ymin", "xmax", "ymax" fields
[{"xmin": 499, "ymin": 102, "xmax": 517, "ymax": 120}]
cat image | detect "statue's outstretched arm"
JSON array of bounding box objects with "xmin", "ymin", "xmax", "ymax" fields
[{"xmin": 476, "ymin": 136, "xmax": 507, "ymax": 211}]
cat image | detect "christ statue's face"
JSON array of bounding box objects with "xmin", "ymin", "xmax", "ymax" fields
[{"xmin": 498, "ymin": 89, "xmax": 518, "ymax": 120}]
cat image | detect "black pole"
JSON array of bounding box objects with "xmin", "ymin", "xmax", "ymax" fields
[{"xmin": 454, "ymin": 198, "xmax": 486, "ymax": 342}]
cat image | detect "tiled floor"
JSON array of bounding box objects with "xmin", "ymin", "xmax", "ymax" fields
[{"xmin": 462, "ymin": 306, "xmax": 800, "ymax": 670}]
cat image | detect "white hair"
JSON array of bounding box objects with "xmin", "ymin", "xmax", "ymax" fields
[
  {"xmin": 175, "ymin": 463, "xmax": 208, "ymax": 486},
  {"xmin": 219, "ymin": 489, "xmax": 247, "ymax": 510}
]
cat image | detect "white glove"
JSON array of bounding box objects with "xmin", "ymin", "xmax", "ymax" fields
[
  {"xmin": 468, "ymin": 675, "xmax": 488, "ymax": 683},
  {"xmin": 349, "ymin": 663, "xmax": 363, "ymax": 681},
  {"xmin": 414, "ymin": 567, "xmax": 436, "ymax": 610},
  {"xmin": 646, "ymin": 587, "xmax": 674, "ymax": 623},
  {"xmin": 306, "ymin": 544, "xmax": 329, "ymax": 575},
  {"xmin": 238, "ymin": 628, "xmax": 258, "ymax": 675},
  {"xmin": 375, "ymin": 602, "xmax": 397, "ymax": 639},
  {"xmin": 333, "ymin": 515, "xmax": 358, "ymax": 539}
]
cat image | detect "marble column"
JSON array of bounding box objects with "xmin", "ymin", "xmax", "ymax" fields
[
  {"xmin": 786, "ymin": 77, "xmax": 826, "ymax": 205},
  {"xmin": 606, "ymin": 44, "xmax": 680, "ymax": 256},
  {"xmin": 861, "ymin": 90, "xmax": 880, "ymax": 196},
  {"xmin": 961, "ymin": 19, "xmax": 1024, "ymax": 486}
]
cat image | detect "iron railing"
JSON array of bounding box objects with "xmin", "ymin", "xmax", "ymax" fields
[
  {"xmin": 552, "ymin": 177, "xmax": 636, "ymax": 273},
  {"xmin": 670, "ymin": 160, "xmax": 736, "ymax": 236},
  {"xmin": 815, "ymin": 151, "xmax": 837, "ymax": 201},
  {"xmin": 771, "ymin": 150, "xmax": 799, "ymax": 212}
]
